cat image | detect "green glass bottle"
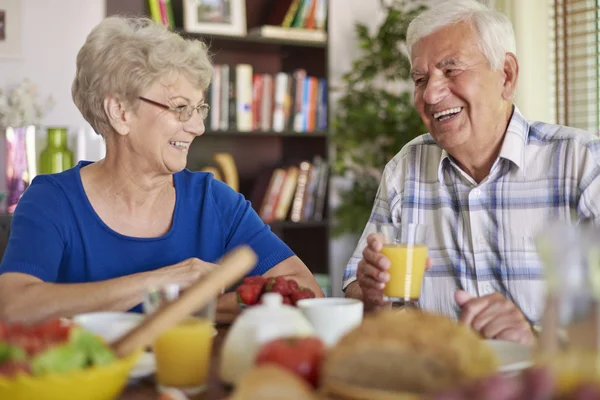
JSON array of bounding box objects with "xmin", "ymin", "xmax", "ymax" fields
[{"xmin": 39, "ymin": 127, "xmax": 74, "ymax": 174}]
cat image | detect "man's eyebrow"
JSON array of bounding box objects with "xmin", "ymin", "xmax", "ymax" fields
[
  {"xmin": 410, "ymin": 69, "xmax": 425, "ymax": 77},
  {"xmin": 438, "ymin": 58, "xmax": 463, "ymax": 68}
]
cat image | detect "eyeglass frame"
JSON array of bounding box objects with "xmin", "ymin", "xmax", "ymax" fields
[{"xmin": 137, "ymin": 96, "xmax": 210, "ymax": 122}]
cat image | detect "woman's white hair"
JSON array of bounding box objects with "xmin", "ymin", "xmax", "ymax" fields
[
  {"xmin": 406, "ymin": 0, "xmax": 516, "ymax": 71},
  {"xmin": 72, "ymin": 16, "xmax": 213, "ymax": 137}
]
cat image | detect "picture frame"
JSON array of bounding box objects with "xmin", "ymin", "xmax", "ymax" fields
[
  {"xmin": 183, "ymin": 0, "xmax": 247, "ymax": 37},
  {"xmin": 0, "ymin": 0, "xmax": 21, "ymax": 59}
]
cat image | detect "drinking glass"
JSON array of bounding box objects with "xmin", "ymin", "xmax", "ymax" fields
[
  {"xmin": 535, "ymin": 222, "xmax": 600, "ymax": 393},
  {"xmin": 144, "ymin": 284, "xmax": 217, "ymax": 395},
  {"xmin": 375, "ymin": 222, "xmax": 428, "ymax": 308}
]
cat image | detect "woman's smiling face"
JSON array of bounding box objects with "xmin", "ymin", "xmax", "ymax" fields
[{"xmin": 127, "ymin": 74, "xmax": 206, "ymax": 175}]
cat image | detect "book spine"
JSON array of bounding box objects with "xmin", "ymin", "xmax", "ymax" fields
[
  {"xmin": 228, "ymin": 66, "xmax": 237, "ymax": 130},
  {"xmin": 220, "ymin": 65, "xmax": 230, "ymax": 131},
  {"xmin": 147, "ymin": 0, "xmax": 162, "ymax": 24},
  {"xmin": 158, "ymin": 0, "xmax": 170, "ymax": 26},
  {"xmin": 272, "ymin": 73, "xmax": 288, "ymax": 132},
  {"xmin": 210, "ymin": 65, "xmax": 221, "ymax": 131},
  {"xmin": 290, "ymin": 161, "xmax": 311, "ymax": 222},
  {"xmin": 282, "ymin": 0, "xmax": 302, "ymax": 28},
  {"xmin": 261, "ymin": 74, "xmax": 273, "ymax": 131},
  {"xmin": 292, "ymin": 69, "xmax": 307, "ymax": 132},
  {"xmin": 236, "ymin": 64, "xmax": 254, "ymax": 132},
  {"xmin": 252, "ymin": 74, "xmax": 264, "ymax": 131}
]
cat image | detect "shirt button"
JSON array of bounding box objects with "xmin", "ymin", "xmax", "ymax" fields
[
  {"xmin": 473, "ymin": 189, "xmax": 481, "ymax": 197},
  {"xmin": 477, "ymin": 235, "xmax": 485, "ymax": 244}
]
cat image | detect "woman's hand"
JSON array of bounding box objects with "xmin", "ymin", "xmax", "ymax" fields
[{"xmin": 158, "ymin": 257, "xmax": 219, "ymax": 288}]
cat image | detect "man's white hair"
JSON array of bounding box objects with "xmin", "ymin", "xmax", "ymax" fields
[{"xmin": 406, "ymin": 0, "xmax": 516, "ymax": 71}]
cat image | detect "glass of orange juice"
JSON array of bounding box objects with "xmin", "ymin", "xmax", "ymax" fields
[
  {"xmin": 376, "ymin": 222, "xmax": 428, "ymax": 308},
  {"xmin": 144, "ymin": 284, "xmax": 217, "ymax": 395},
  {"xmin": 535, "ymin": 222, "xmax": 600, "ymax": 394}
]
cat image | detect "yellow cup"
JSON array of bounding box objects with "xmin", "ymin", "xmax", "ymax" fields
[
  {"xmin": 376, "ymin": 223, "xmax": 428, "ymax": 307},
  {"xmin": 144, "ymin": 284, "xmax": 216, "ymax": 395}
]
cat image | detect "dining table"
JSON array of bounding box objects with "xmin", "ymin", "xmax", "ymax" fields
[{"xmin": 120, "ymin": 325, "xmax": 232, "ymax": 400}]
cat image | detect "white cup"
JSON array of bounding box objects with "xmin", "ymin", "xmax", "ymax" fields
[{"xmin": 296, "ymin": 298, "xmax": 363, "ymax": 347}]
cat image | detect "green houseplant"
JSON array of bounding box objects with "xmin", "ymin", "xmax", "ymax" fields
[{"xmin": 331, "ymin": 0, "xmax": 427, "ymax": 236}]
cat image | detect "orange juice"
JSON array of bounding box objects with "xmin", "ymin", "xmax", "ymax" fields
[
  {"xmin": 154, "ymin": 317, "xmax": 214, "ymax": 391},
  {"xmin": 536, "ymin": 350, "xmax": 600, "ymax": 393},
  {"xmin": 381, "ymin": 244, "xmax": 428, "ymax": 299}
]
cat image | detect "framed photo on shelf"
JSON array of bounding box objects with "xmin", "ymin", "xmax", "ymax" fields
[
  {"xmin": 0, "ymin": 0, "xmax": 21, "ymax": 59},
  {"xmin": 183, "ymin": 0, "xmax": 247, "ymax": 37}
]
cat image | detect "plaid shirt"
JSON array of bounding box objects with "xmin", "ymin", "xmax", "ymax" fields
[{"xmin": 343, "ymin": 107, "xmax": 600, "ymax": 322}]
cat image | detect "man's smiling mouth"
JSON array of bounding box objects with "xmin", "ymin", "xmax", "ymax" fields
[{"xmin": 433, "ymin": 107, "xmax": 463, "ymax": 122}]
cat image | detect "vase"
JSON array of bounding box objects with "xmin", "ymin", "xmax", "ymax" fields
[
  {"xmin": 5, "ymin": 126, "xmax": 35, "ymax": 214},
  {"xmin": 39, "ymin": 127, "xmax": 74, "ymax": 175}
]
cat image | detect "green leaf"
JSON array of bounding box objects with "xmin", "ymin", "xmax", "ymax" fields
[
  {"xmin": 0, "ymin": 342, "xmax": 26, "ymax": 363},
  {"xmin": 31, "ymin": 344, "xmax": 87, "ymax": 375}
]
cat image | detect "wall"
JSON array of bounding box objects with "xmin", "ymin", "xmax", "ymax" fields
[
  {"xmin": 0, "ymin": 0, "xmax": 105, "ymax": 191},
  {"xmin": 0, "ymin": 0, "xmax": 105, "ymax": 127},
  {"xmin": 494, "ymin": 0, "xmax": 551, "ymax": 123}
]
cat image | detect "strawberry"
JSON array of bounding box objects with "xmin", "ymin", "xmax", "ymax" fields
[
  {"xmin": 264, "ymin": 276, "xmax": 291, "ymax": 296},
  {"xmin": 290, "ymin": 288, "xmax": 315, "ymax": 305},
  {"xmin": 287, "ymin": 279, "xmax": 300, "ymax": 292},
  {"xmin": 236, "ymin": 283, "xmax": 263, "ymax": 306},
  {"xmin": 282, "ymin": 296, "xmax": 293, "ymax": 305}
]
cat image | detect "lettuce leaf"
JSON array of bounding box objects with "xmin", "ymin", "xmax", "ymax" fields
[
  {"xmin": 30, "ymin": 343, "xmax": 87, "ymax": 375},
  {"xmin": 0, "ymin": 342, "xmax": 26, "ymax": 363},
  {"xmin": 69, "ymin": 327, "xmax": 116, "ymax": 366},
  {"xmin": 30, "ymin": 327, "xmax": 116, "ymax": 375}
]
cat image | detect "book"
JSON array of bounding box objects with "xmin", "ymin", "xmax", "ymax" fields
[{"xmin": 236, "ymin": 64, "xmax": 253, "ymax": 132}]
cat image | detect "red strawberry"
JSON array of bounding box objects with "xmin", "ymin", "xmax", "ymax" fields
[
  {"xmin": 287, "ymin": 279, "xmax": 300, "ymax": 292},
  {"xmin": 266, "ymin": 278, "xmax": 292, "ymax": 296},
  {"xmin": 282, "ymin": 296, "xmax": 293, "ymax": 305},
  {"xmin": 236, "ymin": 283, "xmax": 263, "ymax": 306},
  {"xmin": 290, "ymin": 288, "xmax": 315, "ymax": 305}
]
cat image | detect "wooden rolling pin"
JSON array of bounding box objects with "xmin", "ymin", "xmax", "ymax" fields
[{"xmin": 112, "ymin": 245, "xmax": 257, "ymax": 358}]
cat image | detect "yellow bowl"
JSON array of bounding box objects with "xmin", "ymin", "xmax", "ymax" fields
[{"xmin": 0, "ymin": 350, "xmax": 141, "ymax": 400}]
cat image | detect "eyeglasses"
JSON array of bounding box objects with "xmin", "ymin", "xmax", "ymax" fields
[{"xmin": 138, "ymin": 96, "xmax": 210, "ymax": 122}]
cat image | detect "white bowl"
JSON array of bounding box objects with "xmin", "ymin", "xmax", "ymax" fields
[
  {"xmin": 296, "ymin": 298, "xmax": 363, "ymax": 347},
  {"xmin": 73, "ymin": 312, "xmax": 155, "ymax": 381},
  {"xmin": 73, "ymin": 312, "xmax": 144, "ymax": 343}
]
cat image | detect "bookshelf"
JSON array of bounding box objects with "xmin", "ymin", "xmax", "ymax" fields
[{"xmin": 105, "ymin": 0, "xmax": 331, "ymax": 276}]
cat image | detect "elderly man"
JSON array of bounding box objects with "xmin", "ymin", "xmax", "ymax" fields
[{"xmin": 343, "ymin": 0, "xmax": 600, "ymax": 344}]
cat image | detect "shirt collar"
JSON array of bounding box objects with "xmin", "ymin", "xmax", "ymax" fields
[{"xmin": 437, "ymin": 105, "xmax": 530, "ymax": 183}]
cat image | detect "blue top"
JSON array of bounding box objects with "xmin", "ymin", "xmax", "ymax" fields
[{"xmin": 0, "ymin": 161, "xmax": 294, "ymax": 311}]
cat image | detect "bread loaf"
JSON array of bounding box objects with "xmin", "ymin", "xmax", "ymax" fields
[{"xmin": 320, "ymin": 309, "xmax": 499, "ymax": 399}]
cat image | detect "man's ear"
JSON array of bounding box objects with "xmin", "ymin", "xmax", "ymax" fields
[
  {"xmin": 103, "ymin": 95, "xmax": 132, "ymax": 136},
  {"xmin": 501, "ymin": 52, "xmax": 519, "ymax": 101}
]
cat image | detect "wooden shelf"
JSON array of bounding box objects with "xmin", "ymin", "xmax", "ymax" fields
[
  {"xmin": 203, "ymin": 130, "xmax": 327, "ymax": 138},
  {"xmin": 177, "ymin": 30, "xmax": 327, "ymax": 49},
  {"xmin": 269, "ymin": 220, "xmax": 329, "ymax": 229}
]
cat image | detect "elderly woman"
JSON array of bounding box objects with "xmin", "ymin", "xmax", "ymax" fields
[{"xmin": 0, "ymin": 16, "xmax": 323, "ymax": 324}]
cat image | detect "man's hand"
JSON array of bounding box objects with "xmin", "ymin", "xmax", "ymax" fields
[
  {"xmin": 353, "ymin": 233, "xmax": 431, "ymax": 312},
  {"xmin": 355, "ymin": 233, "xmax": 389, "ymax": 311},
  {"xmin": 455, "ymin": 290, "xmax": 535, "ymax": 345}
]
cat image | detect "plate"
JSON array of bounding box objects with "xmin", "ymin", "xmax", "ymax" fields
[
  {"xmin": 485, "ymin": 339, "xmax": 533, "ymax": 373},
  {"xmin": 129, "ymin": 351, "xmax": 156, "ymax": 381}
]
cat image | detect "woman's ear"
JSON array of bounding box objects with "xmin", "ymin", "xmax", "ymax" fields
[
  {"xmin": 103, "ymin": 95, "xmax": 131, "ymax": 136},
  {"xmin": 501, "ymin": 52, "xmax": 519, "ymax": 101}
]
